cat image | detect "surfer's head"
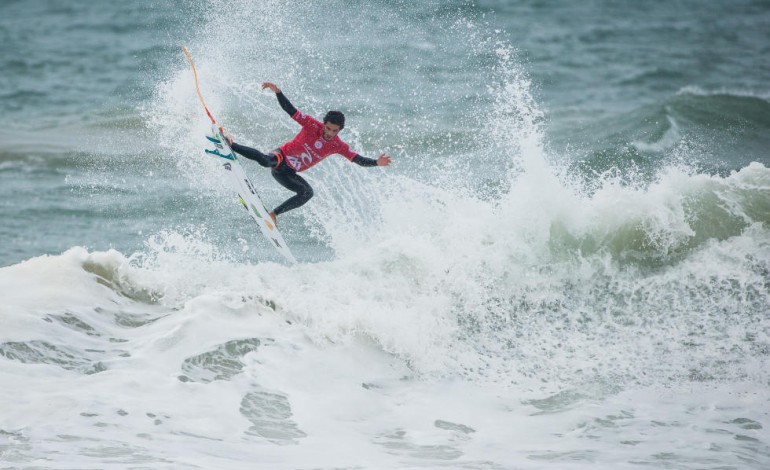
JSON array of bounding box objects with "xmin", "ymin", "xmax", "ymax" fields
[
  {"xmin": 323, "ymin": 111, "xmax": 345, "ymax": 140},
  {"xmin": 323, "ymin": 111, "xmax": 345, "ymax": 129}
]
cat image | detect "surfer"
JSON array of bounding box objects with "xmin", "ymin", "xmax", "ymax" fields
[{"xmin": 226, "ymin": 82, "xmax": 391, "ymax": 224}]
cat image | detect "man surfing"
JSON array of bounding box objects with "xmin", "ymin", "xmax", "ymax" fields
[{"xmin": 226, "ymin": 82, "xmax": 391, "ymax": 224}]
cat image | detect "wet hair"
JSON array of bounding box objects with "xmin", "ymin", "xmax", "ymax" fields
[{"xmin": 323, "ymin": 111, "xmax": 345, "ymax": 129}]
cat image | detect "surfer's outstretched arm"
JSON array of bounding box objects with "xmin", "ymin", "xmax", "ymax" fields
[
  {"xmin": 352, "ymin": 154, "xmax": 392, "ymax": 167},
  {"xmin": 262, "ymin": 82, "xmax": 297, "ymax": 117}
]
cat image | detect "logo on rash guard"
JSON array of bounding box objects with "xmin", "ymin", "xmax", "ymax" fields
[
  {"xmin": 314, "ymin": 140, "xmax": 323, "ymax": 150},
  {"xmin": 288, "ymin": 153, "xmax": 313, "ymax": 170},
  {"xmin": 287, "ymin": 155, "xmax": 302, "ymax": 170}
]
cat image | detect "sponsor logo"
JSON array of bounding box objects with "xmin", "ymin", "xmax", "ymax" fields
[
  {"xmin": 223, "ymin": 163, "xmax": 232, "ymax": 171},
  {"xmin": 314, "ymin": 139, "xmax": 323, "ymax": 150},
  {"xmin": 287, "ymin": 155, "xmax": 302, "ymax": 170},
  {"xmin": 244, "ymin": 179, "xmax": 256, "ymax": 195}
]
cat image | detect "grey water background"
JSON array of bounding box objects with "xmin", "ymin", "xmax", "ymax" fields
[{"xmin": 1, "ymin": 0, "xmax": 768, "ymax": 266}]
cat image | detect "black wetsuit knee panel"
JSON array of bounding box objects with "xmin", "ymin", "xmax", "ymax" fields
[{"xmin": 271, "ymin": 162, "xmax": 314, "ymax": 215}]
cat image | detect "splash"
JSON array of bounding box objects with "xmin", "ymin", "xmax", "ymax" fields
[{"xmin": 137, "ymin": 0, "xmax": 770, "ymax": 389}]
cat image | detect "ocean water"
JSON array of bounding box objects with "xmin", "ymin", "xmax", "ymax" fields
[{"xmin": 1, "ymin": 0, "xmax": 769, "ymax": 468}]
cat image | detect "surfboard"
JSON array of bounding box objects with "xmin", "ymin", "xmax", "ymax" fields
[
  {"xmin": 181, "ymin": 46, "xmax": 296, "ymax": 264},
  {"xmin": 203, "ymin": 126, "xmax": 297, "ymax": 264}
]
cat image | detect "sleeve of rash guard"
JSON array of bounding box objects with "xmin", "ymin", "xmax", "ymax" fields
[
  {"xmin": 275, "ymin": 92, "xmax": 298, "ymax": 117},
  {"xmin": 351, "ymin": 154, "xmax": 378, "ymax": 167},
  {"xmin": 335, "ymin": 141, "xmax": 359, "ymax": 163}
]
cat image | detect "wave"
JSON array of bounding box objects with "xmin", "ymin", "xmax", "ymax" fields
[
  {"xmin": 2, "ymin": 0, "xmax": 765, "ymax": 389},
  {"xmin": 550, "ymin": 162, "xmax": 770, "ymax": 264},
  {"xmin": 2, "ymin": 152, "xmax": 768, "ymax": 388},
  {"xmin": 677, "ymin": 85, "xmax": 770, "ymax": 102},
  {"xmin": 563, "ymin": 88, "xmax": 770, "ymax": 181},
  {"xmin": 97, "ymin": 0, "xmax": 770, "ymax": 388},
  {"xmin": 671, "ymin": 88, "xmax": 770, "ymax": 129},
  {"xmin": 2, "ymin": 2, "xmax": 768, "ymax": 466}
]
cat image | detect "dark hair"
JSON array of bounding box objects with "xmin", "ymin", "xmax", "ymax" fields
[{"xmin": 323, "ymin": 111, "xmax": 345, "ymax": 129}]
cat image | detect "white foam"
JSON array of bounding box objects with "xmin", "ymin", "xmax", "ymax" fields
[{"xmin": 677, "ymin": 85, "xmax": 770, "ymax": 102}]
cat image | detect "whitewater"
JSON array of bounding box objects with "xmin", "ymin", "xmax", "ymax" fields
[{"xmin": 2, "ymin": 0, "xmax": 770, "ymax": 468}]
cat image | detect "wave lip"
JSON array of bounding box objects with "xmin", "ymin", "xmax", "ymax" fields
[{"xmin": 551, "ymin": 162, "xmax": 770, "ymax": 264}]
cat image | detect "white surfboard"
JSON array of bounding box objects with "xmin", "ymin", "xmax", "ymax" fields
[{"xmin": 204, "ymin": 125, "xmax": 297, "ymax": 264}]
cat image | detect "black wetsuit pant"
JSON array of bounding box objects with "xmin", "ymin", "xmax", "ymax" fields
[{"xmin": 230, "ymin": 142, "xmax": 313, "ymax": 215}]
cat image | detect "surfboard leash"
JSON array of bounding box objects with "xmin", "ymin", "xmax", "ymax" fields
[{"xmin": 181, "ymin": 46, "xmax": 228, "ymax": 137}]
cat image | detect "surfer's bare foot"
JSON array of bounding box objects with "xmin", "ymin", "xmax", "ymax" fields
[{"xmin": 270, "ymin": 211, "xmax": 277, "ymax": 225}]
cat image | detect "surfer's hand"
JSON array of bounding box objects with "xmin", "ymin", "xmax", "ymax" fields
[
  {"xmin": 224, "ymin": 132, "xmax": 233, "ymax": 146},
  {"xmin": 377, "ymin": 154, "xmax": 392, "ymax": 167},
  {"xmin": 261, "ymin": 82, "xmax": 281, "ymax": 94}
]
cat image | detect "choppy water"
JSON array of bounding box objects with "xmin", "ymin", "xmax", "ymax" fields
[{"xmin": 1, "ymin": 0, "xmax": 769, "ymax": 468}]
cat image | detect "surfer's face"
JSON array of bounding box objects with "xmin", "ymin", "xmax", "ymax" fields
[{"xmin": 322, "ymin": 122, "xmax": 341, "ymax": 141}]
